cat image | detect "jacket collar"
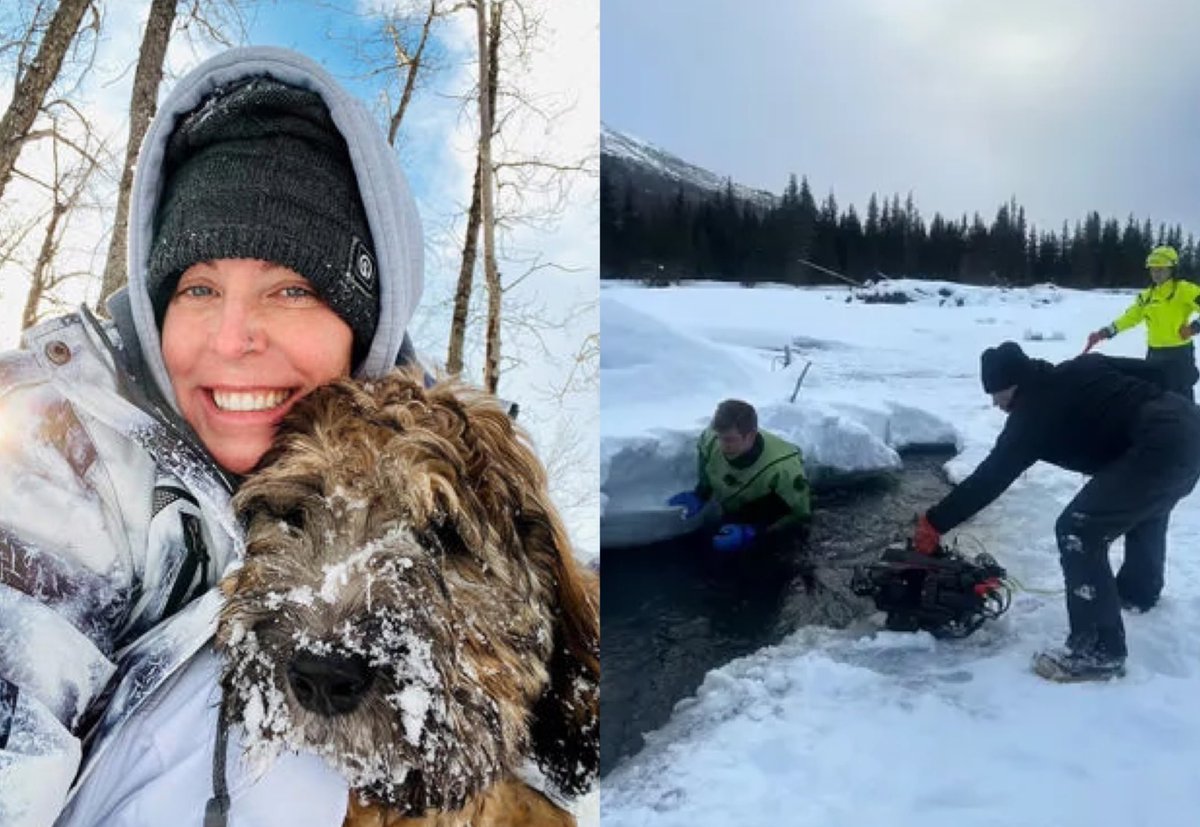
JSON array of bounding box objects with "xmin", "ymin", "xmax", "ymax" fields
[{"xmin": 728, "ymin": 433, "xmax": 765, "ymax": 469}]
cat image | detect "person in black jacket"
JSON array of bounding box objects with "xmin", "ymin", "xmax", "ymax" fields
[{"xmin": 913, "ymin": 341, "xmax": 1200, "ymax": 682}]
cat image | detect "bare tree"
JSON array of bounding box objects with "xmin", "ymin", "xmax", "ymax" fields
[
  {"xmin": 96, "ymin": 0, "xmax": 248, "ymax": 312},
  {"xmin": 354, "ymin": 0, "xmax": 476, "ymax": 376},
  {"xmin": 446, "ymin": 1, "xmax": 499, "ymax": 377},
  {"xmin": 0, "ymin": 204, "xmax": 47, "ymax": 267},
  {"xmin": 327, "ymin": 0, "xmax": 459, "ymax": 149},
  {"xmin": 449, "ymin": 0, "xmax": 593, "ymax": 393},
  {"xmin": 0, "ymin": 0, "xmax": 95, "ymax": 205},
  {"xmin": 476, "ymin": 0, "xmax": 502, "ymax": 393},
  {"xmin": 446, "ymin": 158, "xmax": 482, "ymax": 375},
  {"xmin": 383, "ymin": 1, "xmax": 440, "ymax": 147},
  {"xmin": 353, "ymin": 0, "xmax": 597, "ymax": 542},
  {"xmin": 361, "ymin": 0, "xmax": 595, "ymax": 398},
  {"xmin": 23, "ymin": 121, "xmax": 103, "ymax": 329},
  {"xmin": 96, "ymin": 0, "xmax": 179, "ymax": 312},
  {"xmin": 550, "ymin": 313, "xmax": 598, "ymax": 402}
]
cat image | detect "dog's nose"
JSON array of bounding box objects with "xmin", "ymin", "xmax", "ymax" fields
[{"xmin": 287, "ymin": 651, "xmax": 375, "ymax": 715}]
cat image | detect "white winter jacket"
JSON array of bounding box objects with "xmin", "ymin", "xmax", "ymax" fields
[
  {"xmin": 54, "ymin": 647, "xmax": 349, "ymax": 827},
  {"xmin": 0, "ymin": 46, "xmax": 424, "ymax": 827},
  {"xmin": 0, "ymin": 312, "xmax": 240, "ymax": 826}
]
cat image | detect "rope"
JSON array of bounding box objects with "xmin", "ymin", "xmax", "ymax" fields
[
  {"xmin": 954, "ymin": 533, "xmax": 1065, "ymax": 596},
  {"xmin": 1002, "ymin": 573, "xmax": 1064, "ymax": 597}
]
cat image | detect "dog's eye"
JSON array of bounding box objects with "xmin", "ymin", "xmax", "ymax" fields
[
  {"xmin": 420, "ymin": 520, "xmax": 465, "ymax": 555},
  {"xmin": 270, "ymin": 506, "xmax": 305, "ymax": 531}
]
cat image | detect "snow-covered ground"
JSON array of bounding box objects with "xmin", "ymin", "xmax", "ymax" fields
[{"xmin": 600, "ymin": 279, "xmax": 1200, "ymax": 826}]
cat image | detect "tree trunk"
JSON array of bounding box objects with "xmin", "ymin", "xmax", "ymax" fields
[
  {"xmin": 479, "ymin": 0, "xmax": 502, "ymax": 394},
  {"xmin": 97, "ymin": 0, "xmax": 179, "ymax": 314},
  {"xmin": 446, "ymin": 156, "xmax": 481, "ymax": 375},
  {"xmin": 24, "ymin": 201, "xmax": 66, "ymax": 330},
  {"xmin": 386, "ymin": 0, "xmax": 437, "ymax": 147},
  {"xmin": 450, "ymin": 0, "xmax": 501, "ymax": 380},
  {"xmin": 0, "ymin": 0, "xmax": 92, "ymax": 205}
]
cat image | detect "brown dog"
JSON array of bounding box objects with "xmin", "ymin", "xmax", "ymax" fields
[{"xmin": 215, "ymin": 369, "xmax": 598, "ymax": 826}]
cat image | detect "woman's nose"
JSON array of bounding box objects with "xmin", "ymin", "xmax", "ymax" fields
[{"xmin": 211, "ymin": 301, "xmax": 266, "ymax": 358}]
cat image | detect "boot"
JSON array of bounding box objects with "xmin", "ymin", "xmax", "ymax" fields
[{"xmin": 1031, "ymin": 648, "xmax": 1126, "ymax": 683}]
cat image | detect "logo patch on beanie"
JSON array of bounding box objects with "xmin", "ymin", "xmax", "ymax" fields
[{"xmin": 347, "ymin": 236, "xmax": 376, "ymax": 297}]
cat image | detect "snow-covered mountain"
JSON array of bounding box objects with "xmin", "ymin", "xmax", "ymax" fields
[{"xmin": 601, "ymin": 123, "xmax": 776, "ymax": 209}]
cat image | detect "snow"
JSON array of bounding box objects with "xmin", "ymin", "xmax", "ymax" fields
[
  {"xmin": 601, "ymin": 283, "xmax": 972, "ymax": 522},
  {"xmin": 224, "ymin": 545, "xmax": 458, "ymax": 803},
  {"xmin": 395, "ymin": 685, "xmax": 433, "ymax": 747},
  {"xmin": 601, "ymin": 279, "xmax": 1200, "ymax": 826}
]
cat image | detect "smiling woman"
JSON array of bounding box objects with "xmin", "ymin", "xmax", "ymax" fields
[
  {"xmin": 145, "ymin": 73, "xmax": 383, "ymax": 473},
  {"xmin": 162, "ymin": 259, "xmax": 355, "ymax": 473},
  {"xmin": 0, "ymin": 46, "xmax": 427, "ymax": 827}
]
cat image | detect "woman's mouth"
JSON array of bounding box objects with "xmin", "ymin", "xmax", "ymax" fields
[{"xmin": 210, "ymin": 388, "xmax": 295, "ymax": 412}]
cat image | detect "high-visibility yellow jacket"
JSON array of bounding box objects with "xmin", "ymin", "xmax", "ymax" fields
[
  {"xmin": 696, "ymin": 427, "xmax": 811, "ymax": 531},
  {"xmin": 1108, "ymin": 278, "xmax": 1200, "ymax": 348}
]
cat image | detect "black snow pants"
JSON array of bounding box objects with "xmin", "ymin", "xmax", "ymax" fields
[
  {"xmin": 1147, "ymin": 343, "xmax": 1199, "ymax": 402},
  {"xmin": 1055, "ymin": 392, "xmax": 1200, "ymax": 659}
]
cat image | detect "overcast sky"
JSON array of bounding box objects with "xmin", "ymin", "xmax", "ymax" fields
[{"xmin": 603, "ymin": 0, "xmax": 1200, "ymax": 236}]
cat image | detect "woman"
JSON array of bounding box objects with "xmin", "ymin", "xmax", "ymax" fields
[
  {"xmin": 1085, "ymin": 244, "xmax": 1200, "ymax": 400},
  {"xmin": 0, "ymin": 47, "xmax": 423, "ymax": 825}
]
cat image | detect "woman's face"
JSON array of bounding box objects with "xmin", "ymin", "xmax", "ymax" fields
[
  {"xmin": 1150, "ymin": 266, "xmax": 1173, "ymax": 285},
  {"xmin": 162, "ymin": 258, "xmax": 354, "ymax": 474}
]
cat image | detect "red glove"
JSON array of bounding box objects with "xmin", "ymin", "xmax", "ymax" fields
[
  {"xmin": 1180, "ymin": 323, "xmax": 1196, "ymax": 341},
  {"xmin": 913, "ymin": 514, "xmax": 941, "ymax": 555},
  {"xmin": 1083, "ymin": 329, "xmax": 1108, "ymax": 353}
]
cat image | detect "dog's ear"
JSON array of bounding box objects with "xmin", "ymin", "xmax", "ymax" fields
[
  {"xmin": 522, "ymin": 502, "xmax": 600, "ymax": 800},
  {"xmin": 442, "ymin": 384, "xmax": 600, "ymax": 796}
]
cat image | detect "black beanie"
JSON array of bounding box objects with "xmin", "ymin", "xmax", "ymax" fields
[
  {"xmin": 981, "ymin": 341, "xmax": 1031, "ymax": 393},
  {"xmin": 148, "ymin": 77, "xmax": 379, "ymax": 366}
]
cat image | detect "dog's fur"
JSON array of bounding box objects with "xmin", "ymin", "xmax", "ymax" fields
[{"xmin": 215, "ymin": 369, "xmax": 599, "ymax": 826}]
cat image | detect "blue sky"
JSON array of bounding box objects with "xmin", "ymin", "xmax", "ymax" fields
[
  {"xmin": 603, "ymin": 0, "xmax": 1200, "ymax": 237},
  {"xmin": 239, "ymin": 1, "xmax": 460, "ymax": 208}
]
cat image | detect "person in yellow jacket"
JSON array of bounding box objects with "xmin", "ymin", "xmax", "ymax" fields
[
  {"xmin": 667, "ymin": 399, "xmax": 811, "ymax": 551},
  {"xmin": 1086, "ymin": 245, "xmax": 1200, "ymax": 400}
]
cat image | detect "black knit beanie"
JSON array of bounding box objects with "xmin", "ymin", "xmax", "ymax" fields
[
  {"xmin": 981, "ymin": 341, "xmax": 1031, "ymax": 393},
  {"xmin": 148, "ymin": 77, "xmax": 379, "ymax": 366}
]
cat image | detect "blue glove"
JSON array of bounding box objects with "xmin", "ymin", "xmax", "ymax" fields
[
  {"xmin": 712, "ymin": 523, "xmax": 757, "ymax": 552},
  {"xmin": 667, "ymin": 490, "xmax": 705, "ymax": 518}
]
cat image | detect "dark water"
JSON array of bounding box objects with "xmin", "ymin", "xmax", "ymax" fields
[{"xmin": 599, "ymin": 450, "xmax": 954, "ymax": 775}]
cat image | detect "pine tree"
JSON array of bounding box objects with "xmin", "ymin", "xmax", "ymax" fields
[
  {"xmin": 599, "ymin": 175, "xmax": 620, "ymax": 276},
  {"xmin": 598, "ymin": 143, "xmax": 1196, "ymax": 290}
]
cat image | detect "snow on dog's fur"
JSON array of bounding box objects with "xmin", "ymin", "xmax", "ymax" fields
[{"xmin": 216, "ymin": 369, "xmax": 598, "ymax": 826}]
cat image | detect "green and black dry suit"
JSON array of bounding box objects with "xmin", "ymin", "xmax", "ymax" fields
[{"xmin": 694, "ymin": 428, "xmax": 811, "ymax": 535}]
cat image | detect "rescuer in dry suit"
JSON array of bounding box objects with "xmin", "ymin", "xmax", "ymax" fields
[{"xmin": 668, "ymin": 399, "xmax": 811, "ymax": 552}]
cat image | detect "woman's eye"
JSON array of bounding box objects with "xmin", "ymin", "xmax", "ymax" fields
[
  {"xmin": 279, "ymin": 285, "xmax": 317, "ymax": 300},
  {"xmin": 176, "ymin": 284, "xmax": 214, "ymax": 299}
]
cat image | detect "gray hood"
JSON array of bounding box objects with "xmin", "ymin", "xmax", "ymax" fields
[{"xmin": 126, "ymin": 46, "xmax": 424, "ymax": 410}]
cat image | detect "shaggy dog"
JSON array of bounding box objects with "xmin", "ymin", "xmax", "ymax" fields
[{"xmin": 215, "ymin": 369, "xmax": 599, "ymax": 826}]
